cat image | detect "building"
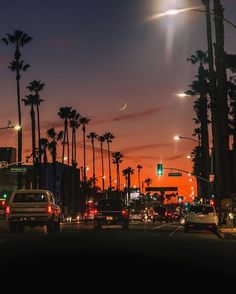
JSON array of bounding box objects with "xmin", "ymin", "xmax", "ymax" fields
[{"xmin": 0, "ymin": 147, "xmax": 16, "ymax": 164}]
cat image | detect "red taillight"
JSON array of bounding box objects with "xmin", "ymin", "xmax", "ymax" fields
[
  {"xmin": 48, "ymin": 205, "xmax": 52, "ymax": 214},
  {"xmin": 6, "ymin": 205, "xmax": 10, "ymax": 214},
  {"xmin": 94, "ymin": 209, "xmax": 97, "ymax": 215},
  {"xmin": 122, "ymin": 209, "xmax": 128, "ymax": 217},
  {"xmin": 1, "ymin": 200, "xmax": 5, "ymax": 206}
]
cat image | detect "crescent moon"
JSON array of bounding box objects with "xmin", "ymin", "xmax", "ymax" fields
[{"xmin": 119, "ymin": 103, "xmax": 127, "ymax": 111}]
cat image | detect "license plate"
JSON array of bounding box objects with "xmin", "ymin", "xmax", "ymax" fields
[{"xmin": 106, "ymin": 216, "xmax": 113, "ymax": 221}]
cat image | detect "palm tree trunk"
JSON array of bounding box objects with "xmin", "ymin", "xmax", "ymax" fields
[
  {"xmin": 203, "ymin": 0, "xmax": 221, "ymax": 204},
  {"xmin": 107, "ymin": 142, "xmax": 112, "ymax": 191},
  {"xmin": 31, "ymin": 106, "xmax": 37, "ymax": 188},
  {"xmin": 52, "ymin": 146, "xmax": 56, "ymax": 196},
  {"xmin": 66, "ymin": 124, "xmax": 70, "ymax": 166},
  {"xmin": 92, "ymin": 141, "xmax": 96, "ymax": 188},
  {"xmin": 213, "ymin": 0, "xmax": 231, "ymax": 197},
  {"xmin": 16, "ymin": 69, "xmax": 22, "ymax": 189},
  {"xmin": 138, "ymin": 171, "xmax": 141, "ymax": 195},
  {"xmin": 83, "ymin": 127, "xmax": 86, "ymax": 181},
  {"xmin": 100, "ymin": 142, "xmax": 105, "ymax": 192},
  {"xmin": 43, "ymin": 151, "xmax": 47, "ymax": 189},
  {"xmin": 116, "ymin": 163, "xmax": 119, "ymax": 190},
  {"xmin": 36, "ymin": 104, "xmax": 42, "ymax": 188}
]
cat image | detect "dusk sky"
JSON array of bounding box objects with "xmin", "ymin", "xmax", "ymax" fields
[{"xmin": 0, "ymin": 0, "xmax": 236, "ymax": 199}]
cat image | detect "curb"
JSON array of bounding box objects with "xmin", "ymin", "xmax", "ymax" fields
[{"xmin": 216, "ymin": 229, "xmax": 225, "ymax": 239}]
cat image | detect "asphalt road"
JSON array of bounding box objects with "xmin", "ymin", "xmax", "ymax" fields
[{"xmin": 0, "ymin": 221, "xmax": 235, "ymax": 287}]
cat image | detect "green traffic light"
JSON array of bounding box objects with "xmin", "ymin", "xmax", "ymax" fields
[
  {"xmin": 157, "ymin": 163, "xmax": 163, "ymax": 175},
  {"xmin": 3, "ymin": 193, "xmax": 7, "ymax": 199}
]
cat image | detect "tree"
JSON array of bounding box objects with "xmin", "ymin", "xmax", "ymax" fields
[
  {"xmin": 98, "ymin": 135, "xmax": 106, "ymax": 192},
  {"xmin": 80, "ymin": 117, "xmax": 90, "ymax": 182},
  {"xmin": 112, "ymin": 152, "xmax": 124, "ymax": 191},
  {"xmin": 47, "ymin": 127, "xmax": 63, "ymax": 197},
  {"xmin": 1, "ymin": 30, "xmax": 32, "ymax": 188},
  {"xmin": 137, "ymin": 165, "xmax": 143, "ymax": 194},
  {"xmin": 39, "ymin": 137, "xmax": 49, "ymax": 189},
  {"xmin": 122, "ymin": 167, "xmax": 134, "ymax": 204},
  {"xmin": 22, "ymin": 93, "xmax": 38, "ymax": 188},
  {"xmin": 58, "ymin": 107, "xmax": 75, "ymax": 165},
  {"xmin": 87, "ymin": 132, "xmax": 98, "ymax": 188},
  {"xmin": 186, "ymin": 50, "xmax": 210, "ymax": 200},
  {"xmin": 104, "ymin": 132, "xmax": 115, "ymax": 192}
]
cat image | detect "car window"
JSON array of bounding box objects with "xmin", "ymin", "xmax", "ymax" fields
[
  {"xmin": 189, "ymin": 205, "xmax": 214, "ymax": 214},
  {"xmin": 97, "ymin": 199, "xmax": 124, "ymax": 210},
  {"xmin": 13, "ymin": 193, "xmax": 47, "ymax": 203}
]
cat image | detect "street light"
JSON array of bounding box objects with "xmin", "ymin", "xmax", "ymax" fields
[{"xmin": 150, "ymin": 6, "xmax": 236, "ymax": 30}]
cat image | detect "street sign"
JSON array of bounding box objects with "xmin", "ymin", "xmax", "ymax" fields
[
  {"xmin": 10, "ymin": 167, "xmax": 27, "ymax": 173},
  {"xmin": 168, "ymin": 172, "xmax": 182, "ymax": 177}
]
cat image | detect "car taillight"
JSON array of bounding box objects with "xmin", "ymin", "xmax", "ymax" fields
[
  {"xmin": 6, "ymin": 205, "xmax": 10, "ymax": 214},
  {"xmin": 48, "ymin": 205, "xmax": 52, "ymax": 214},
  {"xmin": 94, "ymin": 209, "xmax": 97, "ymax": 215},
  {"xmin": 122, "ymin": 209, "xmax": 128, "ymax": 217},
  {"xmin": 1, "ymin": 200, "xmax": 5, "ymax": 206}
]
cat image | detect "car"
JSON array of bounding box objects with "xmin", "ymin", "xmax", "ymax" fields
[
  {"xmin": 184, "ymin": 203, "xmax": 218, "ymax": 233},
  {"xmin": 5, "ymin": 189, "xmax": 61, "ymax": 233},
  {"xmin": 94, "ymin": 198, "xmax": 129, "ymax": 229},
  {"xmin": 84, "ymin": 207, "xmax": 97, "ymax": 222},
  {"xmin": 151, "ymin": 206, "xmax": 167, "ymax": 222},
  {"xmin": 129, "ymin": 209, "xmax": 142, "ymax": 222}
]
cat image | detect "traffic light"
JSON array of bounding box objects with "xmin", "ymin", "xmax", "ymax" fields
[
  {"xmin": 157, "ymin": 163, "xmax": 163, "ymax": 176},
  {"xmin": 3, "ymin": 193, "xmax": 7, "ymax": 199}
]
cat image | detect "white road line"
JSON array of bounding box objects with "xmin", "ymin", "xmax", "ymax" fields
[
  {"xmin": 138, "ymin": 223, "xmax": 168, "ymax": 235},
  {"xmin": 169, "ymin": 226, "xmax": 182, "ymax": 237}
]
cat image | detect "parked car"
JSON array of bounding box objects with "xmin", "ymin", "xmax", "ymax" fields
[
  {"xmin": 94, "ymin": 198, "xmax": 129, "ymax": 229},
  {"xmin": 5, "ymin": 189, "xmax": 61, "ymax": 233},
  {"xmin": 184, "ymin": 203, "xmax": 218, "ymax": 233}
]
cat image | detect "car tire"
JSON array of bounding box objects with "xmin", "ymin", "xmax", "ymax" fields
[{"xmin": 212, "ymin": 226, "xmax": 217, "ymax": 234}]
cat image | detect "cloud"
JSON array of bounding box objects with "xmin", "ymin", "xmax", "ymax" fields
[
  {"xmin": 91, "ymin": 106, "xmax": 171, "ymax": 126},
  {"xmin": 121, "ymin": 143, "xmax": 172, "ymax": 154}
]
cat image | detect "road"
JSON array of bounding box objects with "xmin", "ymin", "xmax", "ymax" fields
[{"xmin": 0, "ymin": 220, "xmax": 236, "ymax": 285}]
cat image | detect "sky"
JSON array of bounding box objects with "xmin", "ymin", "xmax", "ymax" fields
[{"xmin": 0, "ymin": 0, "xmax": 236, "ymax": 201}]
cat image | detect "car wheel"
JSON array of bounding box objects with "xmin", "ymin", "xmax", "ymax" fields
[{"xmin": 212, "ymin": 226, "xmax": 217, "ymax": 234}]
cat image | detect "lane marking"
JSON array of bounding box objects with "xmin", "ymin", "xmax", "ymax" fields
[
  {"xmin": 169, "ymin": 226, "xmax": 182, "ymax": 237},
  {"xmin": 138, "ymin": 223, "xmax": 168, "ymax": 235}
]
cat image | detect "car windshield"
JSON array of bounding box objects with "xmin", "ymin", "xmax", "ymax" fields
[
  {"xmin": 189, "ymin": 205, "xmax": 214, "ymax": 214},
  {"xmin": 13, "ymin": 193, "xmax": 47, "ymax": 203},
  {"xmin": 97, "ymin": 199, "xmax": 124, "ymax": 211}
]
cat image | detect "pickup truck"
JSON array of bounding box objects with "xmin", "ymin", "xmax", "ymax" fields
[{"xmin": 5, "ymin": 189, "xmax": 61, "ymax": 233}]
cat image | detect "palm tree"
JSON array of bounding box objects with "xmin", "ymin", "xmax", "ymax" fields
[
  {"xmin": 22, "ymin": 94, "xmax": 38, "ymax": 188},
  {"xmin": 104, "ymin": 132, "xmax": 115, "ymax": 191},
  {"xmin": 137, "ymin": 165, "xmax": 143, "ymax": 194},
  {"xmin": 58, "ymin": 107, "xmax": 75, "ymax": 165},
  {"xmin": 47, "ymin": 127, "xmax": 63, "ymax": 197},
  {"xmin": 26, "ymin": 80, "xmax": 44, "ymax": 188},
  {"xmin": 70, "ymin": 112, "xmax": 80, "ymax": 166},
  {"xmin": 144, "ymin": 178, "xmax": 152, "ymax": 189},
  {"xmin": 1, "ymin": 30, "xmax": 32, "ymax": 189},
  {"xmin": 186, "ymin": 50, "xmax": 210, "ymax": 200},
  {"xmin": 79, "ymin": 116, "xmax": 90, "ymax": 182},
  {"xmin": 87, "ymin": 132, "xmax": 98, "ymax": 188},
  {"xmin": 112, "ymin": 152, "xmax": 124, "ymax": 191},
  {"xmin": 39, "ymin": 137, "xmax": 49, "ymax": 189},
  {"xmin": 98, "ymin": 135, "xmax": 106, "ymax": 192},
  {"xmin": 122, "ymin": 167, "xmax": 134, "ymax": 205}
]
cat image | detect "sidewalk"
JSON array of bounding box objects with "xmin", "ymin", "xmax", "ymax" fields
[{"xmin": 218, "ymin": 225, "xmax": 236, "ymax": 239}]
